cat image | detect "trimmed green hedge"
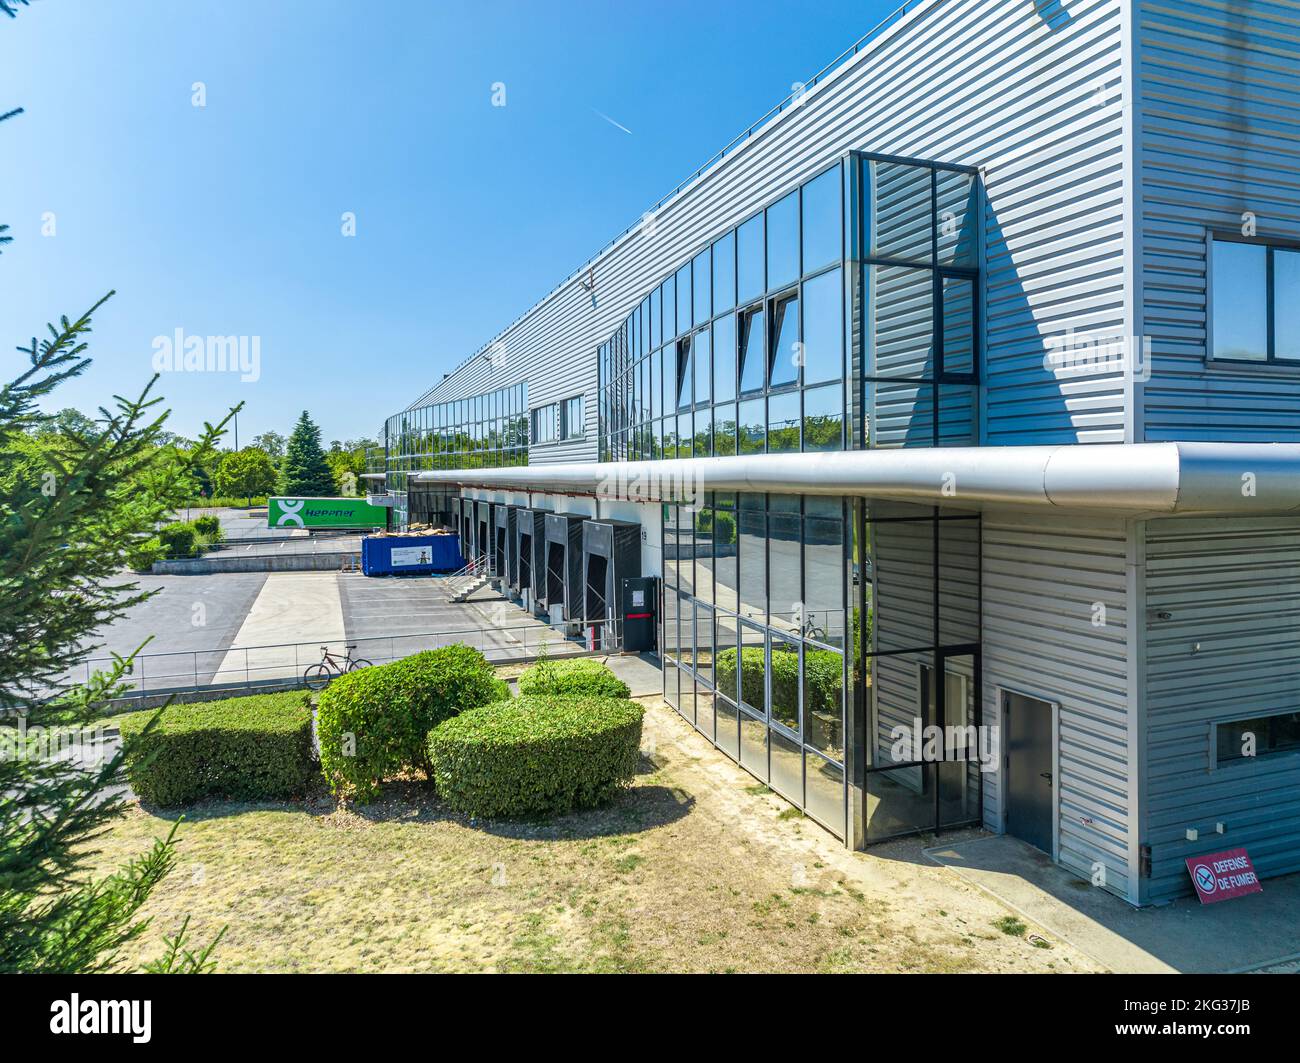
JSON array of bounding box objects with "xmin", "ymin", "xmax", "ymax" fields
[
  {"xmin": 119, "ymin": 691, "xmax": 314, "ymax": 806},
  {"xmin": 125, "ymin": 536, "xmax": 164, "ymax": 572},
  {"xmin": 715, "ymin": 645, "xmax": 843, "ymax": 717},
  {"xmin": 427, "ymin": 696, "xmax": 644, "ymax": 818},
  {"xmin": 317, "ymin": 644, "xmax": 509, "ymax": 801},
  {"xmin": 157, "ymin": 521, "xmax": 198, "ymax": 559},
  {"xmin": 516, "ymin": 659, "xmax": 630, "ymax": 700},
  {"xmin": 192, "ymin": 514, "xmax": 222, "ymax": 539}
]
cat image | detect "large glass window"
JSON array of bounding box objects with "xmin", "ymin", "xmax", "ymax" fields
[
  {"xmin": 713, "ymin": 230, "xmax": 736, "ymax": 313},
  {"xmin": 1210, "ymin": 237, "xmax": 1300, "ymax": 363},
  {"xmin": 737, "ymin": 213, "xmax": 765, "ymax": 305},
  {"xmin": 802, "ymin": 267, "xmax": 843, "ymax": 385},
  {"xmin": 766, "ymin": 190, "xmax": 800, "ymax": 292},
  {"xmin": 713, "ymin": 313, "xmax": 736, "ymax": 403},
  {"xmin": 802, "ymin": 165, "xmax": 842, "ymax": 273}
]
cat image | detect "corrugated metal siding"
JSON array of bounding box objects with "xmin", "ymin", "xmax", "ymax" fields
[
  {"xmin": 402, "ymin": 0, "xmax": 1130, "ymax": 457},
  {"xmin": 1143, "ymin": 516, "xmax": 1300, "ymax": 903},
  {"xmin": 1138, "ymin": 0, "xmax": 1300, "ymax": 441},
  {"xmin": 981, "ymin": 511, "xmax": 1134, "ymax": 899}
]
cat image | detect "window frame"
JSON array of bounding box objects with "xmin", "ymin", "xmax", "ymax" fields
[
  {"xmin": 1211, "ymin": 707, "xmax": 1300, "ymax": 770},
  {"xmin": 1207, "ymin": 230, "xmax": 1300, "ymax": 368}
]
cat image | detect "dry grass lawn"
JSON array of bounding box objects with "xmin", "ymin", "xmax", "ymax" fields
[{"xmin": 89, "ymin": 699, "xmax": 1100, "ymax": 973}]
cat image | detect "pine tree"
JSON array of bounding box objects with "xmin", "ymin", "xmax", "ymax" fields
[
  {"xmin": 0, "ymin": 295, "xmax": 234, "ymax": 972},
  {"xmin": 278, "ymin": 410, "xmax": 335, "ymax": 496}
]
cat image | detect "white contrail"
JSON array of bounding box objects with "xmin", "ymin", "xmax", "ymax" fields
[{"xmin": 592, "ymin": 108, "xmax": 632, "ymax": 135}]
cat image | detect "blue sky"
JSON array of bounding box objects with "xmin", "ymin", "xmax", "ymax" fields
[{"xmin": 1, "ymin": 0, "xmax": 898, "ymax": 445}]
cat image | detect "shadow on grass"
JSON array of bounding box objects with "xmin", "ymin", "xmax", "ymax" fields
[{"xmin": 138, "ymin": 755, "xmax": 694, "ymax": 841}]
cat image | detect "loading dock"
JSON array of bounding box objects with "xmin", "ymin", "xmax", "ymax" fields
[
  {"xmin": 543, "ymin": 512, "xmax": 586, "ymax": 627},
  {"xmin": 493, "ymin": 504, "xmax": 517, "ymax": 591},
  {"xmin": 582, "ymin": 518, "xmax": 641, "ymax": 649},
  {"xmin": 474, "ymin": 500, "xmax": 494, "ymax": 568},
  {"xmin": 515, "ymin": 507, "xmax": 549, "ymax": 612}
]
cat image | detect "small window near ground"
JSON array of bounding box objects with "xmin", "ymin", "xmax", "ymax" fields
[{"xmin": 1216, "ymin": 711, "xmax": 1300, "ymax": 764}]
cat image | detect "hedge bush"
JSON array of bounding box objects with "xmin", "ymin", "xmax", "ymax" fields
[
  {"xmin": 156, "ymin": 521, "xmax": 198, "ymax": 559},
  {"xmin": 715, "ymin": 645, "xmax": 843, "ymax": 717},
  {"xmin": 119, "ymin": 691, "xmax": 315, "ymax": 806},
  {"xmin": 192, "ymin": 514, "xmax": 223, "ymax": 540},
  {"xmin": 316, "ymin": 644, "xmax": 509, "ymax": 801},
  {"xmin": 125, "ymin": 536, "xmax": 164, "ymax": 572},
  {"xmin": 516, "ymin": 658, "xmax": 630, "ymax": 700},
  {"xmin": 427, "ymin": 695, "xmax": 644, "ymax": 818}
]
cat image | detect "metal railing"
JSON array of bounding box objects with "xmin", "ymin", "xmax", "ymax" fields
[{"xmin": 63, "ymin": 614, "xmax": 625, "ymax": 700}]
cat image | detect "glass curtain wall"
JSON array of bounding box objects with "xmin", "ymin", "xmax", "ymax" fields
[
  {"xmin": 664, "ymin": 493, "xmax": 850, "ymax": 836},
  {"xmin": 599, "ymin": 152, "xmax": 982, "ymax": 845},
  {"xmin": 858, "ymin": 502, "xmax": 982, "ymax": 843},
  {"xmin": 599, "ymin": 161, "xmax": 850, "ymax": 464},
  {"xmin": 384, "ymin": 382, "xmax": 528, "ymax": 528}
]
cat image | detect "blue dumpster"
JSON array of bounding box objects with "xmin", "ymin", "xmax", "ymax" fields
[{"xmin": 362, "ymin": 534, "xmax": 463, "ymax": 576}]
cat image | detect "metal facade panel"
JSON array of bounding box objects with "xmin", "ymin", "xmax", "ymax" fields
[
  {"xmin": 1143, "ymin": 515, "xmax": 1300, "ymax": 902},
  {"xmin": 402, "ymin": 0, "xmax": 1129, "ymax": 452},
  {"xmin": 981, "ymin": 511, "xmax": 1134, "ymax": 899},
  {"xmin": 1138, "ymin": 0, "xmax": 1300, "ymax": 442}
]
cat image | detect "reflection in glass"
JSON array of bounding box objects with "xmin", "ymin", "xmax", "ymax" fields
[
  {"xmin": 713, "ymin": 230, "xmax": 736, "ymax": 313},
  {"xmin": 713, "ymin": 314, "xmax": 736, "ymax": 403},
  {"xmin": 869, "ymin": 265, "xmax": 934, "ymax": 378},
  {"xmin": 694, "ymin": 327, "xmax": 711, "ymax": 408},
  {"xmin": 696, "ymin": 683, "xmax": 715, "ymax": 742},
  {"xmin": 1212, "ymin": 240, "xmax": 1267, "ymax": 361},
  {"xmin": 715, "ymin": 692, "xmax": 740, "ymax": 760},
  {"xmin": 738, "ymin": 397, "xmax": 765, "ymax": 454},
  {"xmin": 767, "ymin": 389, "xmax": 800, "ymax": 453},
  {"xmin": 714, "ymin": 403, "xmax": 737, "ymax": 456},
  {"xmin": 801, "ymin": 267, "xmax": 843, "ymax": 385},
  {"xmin": 739, "ymin": 306, "xmax": 766, "ymax": 394},
  {"xmin": 802, "ymin": 165, "xmax": 842, "ymax": 273},
  {"xmin": 870, "ymin": 160, "xmax": 932, "ymax": 263},
  {"xmin": 769, "ymin": 634, "xmax": 800, "ymax": 732},
  {"xmin": 739, "ymin": 710, "xmax": 768, "ymax": 781},
  {"xmin": 941, "ymin": 275, "xmax": 975, "ymax": 376},
  {"xmin": 806, "ymin": 754, "xmax": 844, "ymax": 832},
  {"xmin": 737, "ymin": 499, "xmax": 766, "ymax": 624},
  {"xmin": 1275, "ymin": 249, "xmax": 1300, "ymax": 361},
  {"xmin": 696, "ymin": 604, "xmax": 715, "ymax": 685},
  {"xmin": 676, "ymin": 337, "xmax": 693, "ymax": 410},
  {"xmin": 737, "ymin": 213, "xmax": 765, "ymax": 305},
  {"xmin": 693, "ymin": 247, "xmax": 711, "ymax": 324},
  {"xmin": 803, "ymin": 383, "xmax": 843, "ymax": 452},
  {"xmin": 867, "ymin": 763, "xmax": 936, "ymax": 842},
  {"xmin": 677, "ymin": 264, "xmax": 692, "ymax": 335},
  {"xmin": 935, "ymin": 168, "xmax": 978, "ymax": 266},
  {"xmin": 767, "ymin": 190, "xmax": 800, "ymax": 292},
  {"xmin": 804, "ymin": 649, "xmax": 844, "ymax": 760},
  {"xmin": 768, "ymin": 292, "xmax": 800, "ymax": 389},
  {"xmin": 770, "ymin": 728, "xmax": 802, "ymax": 804},
  {"xmin": 768, "ymin": 496, "xmax": 800, "ymax": 628}
]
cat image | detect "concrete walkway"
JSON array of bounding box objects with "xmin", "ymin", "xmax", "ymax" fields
[
  {"xmin": 213, "ymin": 572, "xmax": 347, "ymax": 684},
  {"xmin": 925, "ymin": 834, "xmax": 1300, "ymax": 973}
]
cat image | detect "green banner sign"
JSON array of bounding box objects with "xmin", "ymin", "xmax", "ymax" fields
[{"xmin": 268, "ymin": 497, "xmax": 389, "ymax": 529}]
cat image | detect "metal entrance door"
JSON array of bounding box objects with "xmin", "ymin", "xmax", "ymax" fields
[{"xmin": 1004, "ymin": 691, "xmax": 1054, "ymax": 854}]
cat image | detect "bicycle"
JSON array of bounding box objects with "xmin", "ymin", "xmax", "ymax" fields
[{"xmin": 303, "ymin": 644, "xmax": 372, "ymax": 690}]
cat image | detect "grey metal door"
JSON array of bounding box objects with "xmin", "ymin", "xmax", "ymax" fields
[{"xmin": 1004, "ymin": 691, "xmax": 1053, "ymax": 854}]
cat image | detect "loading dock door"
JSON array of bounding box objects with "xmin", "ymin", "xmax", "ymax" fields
[{"xmin": 1004, "ymin": 691, "xmax": 1054, "ymax": 855}]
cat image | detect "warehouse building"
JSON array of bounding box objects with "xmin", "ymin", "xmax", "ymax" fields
[{"xmin": 368, "ymin": 0, "xmax": 1300, "ymax": 906}]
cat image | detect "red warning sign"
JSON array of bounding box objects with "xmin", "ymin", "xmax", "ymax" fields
[{"xmin": 1186, "ymin": 848, "xmax": 1263, "ymax": 904}]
